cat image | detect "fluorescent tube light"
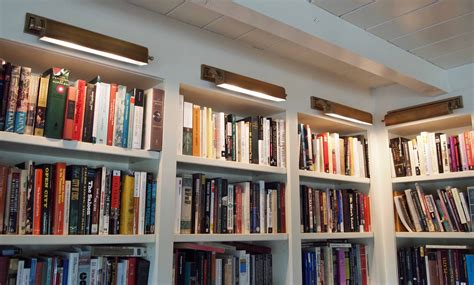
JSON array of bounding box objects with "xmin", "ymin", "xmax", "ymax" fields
[
  {"xmin": 325, "ymin": 113, "xmax": 373, "ymax": 126},
  {"xmin": 217, "ymin": 83, "xmax": 286, "ymax": 102}
]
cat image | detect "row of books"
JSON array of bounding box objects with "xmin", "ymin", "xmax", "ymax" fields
[
  {"xmin": 0, "ymin": 63, "xmax": 164, "ymax": 151},
  {"xmin": 301, "ymin": 241, "xmax": 369, "ymax": 285},
  {"xmin": 175, "ymin": 174, "xmax": 286, "ymax": 234},
  {"xmin": 0, "ymin": 162, "xmax": 156, "ymax": 235},
  {"xmin": 397, "ymin": 245, "xmax": 474, "ymax": 285},
  {"xmin": 173, "ymin": 242, "xmax": 273, "ymax": 285},
  {"xmin": 390, "ymin": 131, "xmax": 474, "ymax": 178},
  {"xmin": 0, "ymin": 245, "xmax": 149, "ymax": 285},
  {"xmin": 298, "ymin": 125, "xmax": 370, "ymax": 178},
  {"xmin": 178, "ymin": 97, "xmax": 286, "ymax": 168},
  {"xmin": 300, "ymin": 186, "xmax": 371, "ymax": 233},
  {"xmin": 394, "ymin": 184, "xmax": 473, "ymax": 232}
]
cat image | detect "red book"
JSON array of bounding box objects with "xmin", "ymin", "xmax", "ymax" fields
[
  {"xmin": 464, "ymin": 132, "xmax": 474, "ymax": 170},
  {"xmin": 320, "ymin": 133, "xmax": 329, "ymax": 173},
  {"xmin": 280, "ymin": 183, "xmax": 286, "ymax": 233},
  {"xmin": 360, "ymin": 244, "xmax": 368, "ymax": 285},
  {"xmin": 110, "ymin": 170, "xmax": 122, "ymax": 234},
  {"xmin": 0, "ymin": 256, "xmax": 8, "ymax": 284},
  {"xmin": 235, "ymin": 185, "xmax": 242, "ymax": 234},
  {"xmin": 107, "ymin": 83, "xmax": 117, "ymax": 146},
  {"xmin": 62, "ymin": 86, "xmax": 77, "ymax": 140},
  {"xmin": 364, "ymin": 194, "xmax": 371, "ymax": 232},
  {"xmin": 35, "ymin": 261, "xmax": 43, "ymax": 285},
  {"xmin": 33, "ymin": 168, "xmax": 43, "ymax": 235},
  {"xmin": 72, "ymin": 80, "xmax": 86, "ymax": 141},
  {"xmin": 53, "ymin": 163, "xmax": 66, "ymax": 235},
  {"xmin": 453, "ymin": 136, "xmax": 461, "ymax": 171},
  {"xmin": 127, "ymin": 257, "xmax": 137, "ymax": 285},
  {"xmin": 0, "ymin": 165, "xmax": 9, "ymax": 234}
]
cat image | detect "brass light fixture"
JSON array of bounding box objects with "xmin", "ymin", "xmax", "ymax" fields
[
  {"xmin": 201, "ymin": 64, "xmax": 287, "ymax": 102},
  {"xmin": 24, "ymin": 13, "xmax": 153, "ymax": 66},
  {"xmin": 311, "ymin": 97, "xmax": 373, "ymax": 125},
  {"xmin": 383, "ymin": 96, "xmax": 463, "ymax": 126}
]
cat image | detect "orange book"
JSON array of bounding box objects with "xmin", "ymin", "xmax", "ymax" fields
[
  {"xmin": 53, "ymin": 163, "xmax": 66, "ymax": 235},
  {"xmin": 107, "ymin": 84, "xmax": 118, "ymax": 146},
  {"xmin": 464, "ymin": 132, "xmax": 474, "ymax": 169},
  {"xmin": 33, "ymin": 168, "xmax": 43, "ymax": 235},
  {"xmin": 62, "ymin": 87, "xmax": 77, "ymax": 140},
  {"xmin": 192, "ymin": 105, "xmax": 201, "ymax": 157},
  {"xmin": 72, "ymin": 80, "xmax": 86, "ymax": 141}
]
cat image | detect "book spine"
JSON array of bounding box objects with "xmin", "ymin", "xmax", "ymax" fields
[
  {"xmin": 119, "ymin": 174, "xmax": 135, "ymax": 234},
  {"xmin": 53, "ymin": 163, "xmax": 66, "ymax": 235},
  {"xmin": 0, "ymin": 63, "xmax": 12, "ymax": 131},
  {"xmin": 17, "ymin": 170, "xmax": 27, "ymax": 234},
  {"xmin": 192, "ymin": 105, "xmax": 201, "ymax": 157},
  {"xmin": 143, "ymin": 88, "xmax": 164, "ymax": 151},
  {"xmin": 44, "ymin": 68, "xmax": 70, "ymax": 139},
  {"xmin": 145, "ymin": 173, "xmax": 153, "ymax": 234},
  {"xmin": 177, "ymin": 95, "xmax": 184, "ymax": 155},
  {"xmin": 32, "ymin": 168, "xmax": 42, "ymax": 235},
  {"xmin": 127, "ymin": 93, "xmax": 135, "ymax": 149},
  {"xmin": 91, "ymin": 168, "xmax": 102, "ymax": 235},
  {"xmin": 96, "ymin": 83, "xmax": 110, "ymax": 144},
  {"xmin": 41, "ymin": 165, "xmax": 53, "ymax": 234},
  {"xmin": 24, "ymin": 162, "xmax": 35, "ymax": 234},
  {"xmin": 72, "ymin": 80, "xmax": 86, "ymax": 141},
  {"xmin": 91, "ymin": 81, "xmax": 102, "ymax": 143},
  {"xmin": 62, "ymin": 87, "xmax": 77, "ymax": 140},
  {"xmin": 82, "ymin": 83, "xmax": 96, "ymax": 142},
  {"xmin": 83, "ymin": 168, "xmax": 94, "ymax": 234},
  {"xmin": 139, "ymin": 172, "xmax": 147, "ymax": 235},
  {"xmin": 183, "ymin": 102, "xmax": 193, "ymax": 155},
  {"xmin": 464, "ymin": 132, "xmax": 474, "ymax": 170},
  {"xmin": 150, "ymin": 180, "xmax": 157, "ymax": 233},
  {"xmin": 122, "ymin": 92, "xmax": 131, "ymax": 147},
  {"xmin": 113, "ymin": 86, "xmax": 126, "ymax": 147},
  {"xmin": 64, "ymin": 180, "xmax": 71, "ymax": 235},
  {"xmin": 132, "ymin": 89, "xmax": 144, "ymax": 149},
  {"xmin": 110, "ymin": 170, "xmax": 121, "ymax": 234},
  {"xmin": 4, "ymin": 66, "xmax": 21, "ymax": 132},
  {"xmin": 97, "ymin": 168, "xmax": 107, "ymax": 235},
  {"xmin": 227, "ymin": 184, "xmax": 234, "ymax": 233},
  {"xmin": 0, "ymin": 166, "xmax": 8, "ymax": 234},
  {"xmin": 134, "ymin": 172, "xmax": 141, "ymax": 235},
  {"xmin": 24, "ymin": 74, "xmax": 39, "ymax": 135},
  {"xmin": 66, "ymin": 166, "xmax": 81, "ymax": 235},
  {"xmin": 103, "ymin": 170, "xmax": 112, "ymax": 235},
  {"xmin": 107, "ymin": 84, "xmax": 117, "ymax": 146}
]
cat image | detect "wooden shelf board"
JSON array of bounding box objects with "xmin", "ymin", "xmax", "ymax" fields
[
  {"xmin": 396, "ymin": 232, "xmax": 474, "ymax": 239},
  {"xmin": 174, "ymin": 234, "xmax": 288, "ymax": 242},
  {"xmin": 179, "ymin": 84, "xmax": 285, "ymax": 118},
  {"xmin": 300, "ymin": 232, "xmax": 374, "ymax": 240},
  {"xmin": 299, "ymin": 170, "xmax": 370, "ymax": 184},
  {"xmin": 298, "ymin": 112, "xmax": 368, "ymax": 135},
  {"xmin": 177, "ymin": 155, "xmax": 286, "ymax": 175},
  {"xmin": 1, "ymin": 234, "xmax": 157, "ymax": 245},
  {"xmin": 387, "ymin": 114, "xmax": 472, "ymax": 137},
  {"xmin": 0, "ymin": 132, "xmax": 160, "ymax": 163},
  {"xmin": 392, "ymin": 171, "xmax": 474, "ymax": 183},
  {"xmin": 0, "ymin": 39, "xmax": 162, "ymax": 90}
]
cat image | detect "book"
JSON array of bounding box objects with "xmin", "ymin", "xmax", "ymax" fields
[
  {"xmin": 82, "ymin": 82, "xmax": 96, "ymax": 142},
  {"xmin": 0, "ymin": 63, "xmax": 12, "ymax": 131},
  {"xmin": 53, "ymin": 163, "xmax": 66, "ymax": 235},
  {"xmin": 143, "ymin": 88, "xmax": 164, "ymax": 151},
  {"xmin": 127, "ymin": 93, "xmax": 135, "ymax": 149},
  {"xmin": 4, "ymin": 65, "xmax": 20, "ymax": 132},
  {"xmin": 131, "ymin": 88, "xmax": 144, "ymax": 149},
  {"xmin": 113, "ymin": 85, "xmax": 126, "ymax": 147},
  {"xmin": 24, "ymin": 74, "xmax": 40, "ymax": 135},
  {"xmin": 183, "ymin": 101, "xmax": 193, "ymax": 155},
  {"xmin": 62, "ymin": 86, "xmax": 77, "ymax": 140},
  {"xmin": 0, "ymin": 165, "xmax": 9, "ymax": 234},
  {"xmin": 110, "ymin": 170, "xmax": 121, "ymax": 234},
  {"xmin": 14, "ymin": 67, "xmax": 32, "ymax": 134},
  {"xmin": 120, "ymin": 174, "xmax": 135, "ymax": 234},
  {"xmin": 122, "ymin": 91, "xmax": 131, "ymax": 147},
  {"xmin": 72, "ymin": 80, "xmax": 87, "ymax": 141},
  {"xmin": 40, "ymin": 164, "xmax": 53, "ymax": 234},
  {"xmin": 106, "ymin": 83, "xmax": 117, "ymax": 146},
  {"xmin": 43, "ymin": 67, "xmax": 70, "ymax": 139},
  {"xmin": 96, "ymin": 82, "xmax": 110, "ymax": 144},
  {"xmin": 66, "ymin": 165, "xmax": 82, "ymax": 235}
]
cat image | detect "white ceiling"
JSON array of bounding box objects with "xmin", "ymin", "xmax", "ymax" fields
[
  {"xmin": 312, "ymin": 0, "xmax": 474, "ymax": 69},
  {"xmin": 129, "ymin": 0, "xmax": 393, "ymax": 88}
]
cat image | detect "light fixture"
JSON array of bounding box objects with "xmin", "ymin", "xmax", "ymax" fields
[
  {"xmin": 311, "ymin": 96, "xmax": 373, "ymax": 125},
  {"xmin": 201, "ymin": 64, "xmax": 287, "ymax": 102},
  {"xmin": 383, "ymin": 96, "xmax": 463, "ymax": 126},
  {"xmin": 24, "ymin": 13, "xmax": 153, "ymax": 66}
]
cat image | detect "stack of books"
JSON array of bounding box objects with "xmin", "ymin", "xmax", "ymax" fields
[
  {"xmin": 300, "ymin": 186, "xmax": 371, "ymax": 233},
  {"xmin": 175, "ymin": 174, "xmax": 286, "ymax": 234},
  {"xmin": 302, "ymin": 241, "xmax": 369, "ymax": 285},
  {"xmin": 397, "ymin": 245, "xmax": 474, "ymax": 284},
  {"xmin": 0, "ymin": 63, "xmax": 164, "ymax": 151},
  {"xmin": 298, "ymin": 124, "xmax": 370, "ymax": 178},
  {"xmin": 0, "ymin": 245, "xmax": 150, "ymax": 284},
  {"xmin": 389, "ymin": 131, "xmax": 474, "ymax": 177},
  {"xmin": 173, "ymin": 242, "xmax": 273, "ymax": 285},
  {"xmin": 394, "ymin": 184, "xmax": 473, "ymax": 232},
  {"xmin": 178, "ymin": 97, "xmax": 286, "ymax": 168},
  {"xmin": 0, "ymin": 162, "xmax": 156, "ymax": 235}
]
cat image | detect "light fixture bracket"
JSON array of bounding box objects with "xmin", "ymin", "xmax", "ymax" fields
[
  {"xmin": 201, "ymin": 64, "xmax": 225, "ymax": 83},
  {"xmin": 24, "ymin": 13, "xmax": 47, "ymax": 36}
]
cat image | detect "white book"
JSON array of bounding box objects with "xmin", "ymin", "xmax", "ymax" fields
[
  {"xmin": 227, "ymin": 184, "xmax": 234, "ymax": 233},
  {"xmin": 259, "ymin": 180, "xmax": 266, "ymax": 234},
  {"xmin": 451, "ymin": 188, "xmax": 467, "ymax": 224},
  {"xmin": 23, "ymin": 268, "xmax": 30, "ymax": 285},
  {"xmin": 276, "ymin": 121, "xmax": 281, "ymax": 167},
  {"xmin": 411, "ymin": 139, "xmax": 421, "ymax": 176},
  {"xmin": 328, "ymin": 134, "xmax": 334, "ymax": 174},
  {"xmin": 127, "ymin": 93, "xmax": 135, "ymax": 149},
  {"xmin": 98, "ymin": 167, "xmax": 107, "ymax": 235},
  {"xmin": 393, "ymin": 196, "xmax": 414, "ymax": 232},
  {"xmin": 91, "ymin": 81, "xmax": 102, "ymax": 143},
  {"xmin": 353, "ymin": 138, "xmax": 360, "ymax": 177},
  {"xmin": 244, "ymin": 122, "xmax": 250, "ymax": 164},
  {"xmin": 139, "ymin": 172, "xmax": 147, "ymax": 235},
  {"xmin": 117, "ymin": 261, "xmax": 125, "ymax": 285},
  {"xmin": 24, "ymin": 75, "xmax": 40, "ymax": 135},
  {"xmin": 18, "ymin": 170, "xmax": 27, "ymax": 235},
  {"xmin": 313, "ymin": 136, "xmax": 320, "ymax": 172},
  {"xmin": 207, "ymin": 108, "xmax": 213, "ymax": 159},
  {"xmin": 440, "ymin": 134, "xmax": 450, "ymax": 173},
  {"xmin": 177, "ymin": 95, "xmax": 184, "ymax": 155},
  {"xmin": 242, "ymin": 182, "xmax": 251, "ymax": 234},
  {"xmin": 96, "ymin": 82, "xmax": 110, "ymax": 145},
  {"xmin": 56, "ymin": 251, "xmax": 79, "ymax": 285},
  {"xmin": 404, "ymin": 189, "xmax": 422, "ymax": 232},
  {"xmin": 123, "ymin": 259, "xmax": 129, "ymax": 285},
  {"xmin": 428, "ymin": 132, "xmax": 438, "ymax": 174},
  {"xmin": 417, "ymin": 133, "xmax": 429, "ymax": 175},
  {"xmin": 279, "ymin": 120, "xmax": 286, "ymax": 168},
  {"xmin": 217, "ymin": 112, "xmax": 225, "ymax": 160},
  {"xmin": 459, "ymin": 192, "xmax": 471, "ymax": 223},
  {"xmin": 132, "ymin": 91, "xmax": 144, "ymax": 149},
  {"xmin": 358, "ymin": 142, "xmax": 365, "ymax": 178},
  {"xmin": 90, "ymin": 258, "xmax": 99, "ymax": 285},
  {"xmin": 16, "ymin": 259, "xmax": 24, "ymax": 285},
  {"xmin": 113, "ymin": 85, "xmax": 126, "ymax": 147},
  {"xmin": 408, "ymin": 140, "xmax": 417, "ymax": 177},
  {"xmin": 175, "ymin": 177, "xmax": 183, "ymax": 234},
  {"xmin": 238, "ymin": 121, "xmax": 245, "ymax": 162},
  {"xmin": 64, "ymin": 180, "xmax": 71, "ymax": 235},
  {"xmin": 212, "ymin": 113, "xmax": 216, "ymax": 159},
  {"xmin": 458, "ymin": 134, "xmax": 469, "ymax": 171},
  {"xmin": 216, "ymin": 258, "xmax": 223, "ymax": 285},
  {"xmin": 133, "ymin": 172, "xmax": 141, "ymax": 234},
  {"xmin": 201, "ymin": 108, "xmax": 207, "ymax": 158}
]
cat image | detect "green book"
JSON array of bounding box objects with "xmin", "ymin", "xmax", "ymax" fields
[{"xmin": 43, "ymin": 67, "xmax": 70, "ymax": 139}]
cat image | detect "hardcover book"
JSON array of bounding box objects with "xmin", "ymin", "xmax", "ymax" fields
[
  {"xmin": 33, "ymin": 76, "xmax": 50, "ymax": 136},
  {"xmin": 0, "ymin": 63, "xmax": 12, "ymax": 130},
  {"xmin": 62, "ymin": 86, "xmax": 77, "ymax": 140},
  {"xmin": 131, "ymin": 88, "xmax": 144, "ymax": 149},
  {"xmin": 113, "ymin": 85, "xmax": 126, "ymax": 147},
  {"xmin": 143, "ymin": 88, "xmax": 164, "ymax": 152},
  {"xmin": 24, "ymin": 75, "xmax": 40, "ymax": 135},
  {"xmin": 43, "ymin": 67, "xmax": 70, "ymax": 139},
  {"xmin": 82, "ymin": 82, "xmax": 96, "ymax": 143},
  {"xmin": 13, "ymin": 67, "xmax": 32, "ymax": 134},
  {"xmin": 72, "ymin": 80, "xmax": 87, "ymax": 141},
  {"xmin": 4, "ymin": 65, "xmax": 21, "ymax": 132}
]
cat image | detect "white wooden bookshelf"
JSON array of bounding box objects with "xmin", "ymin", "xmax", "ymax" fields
[
  {"xmin": 396, "ymin": 232, "xmax": 474, "ymax": 239},
  {"xmin": 300, "ymin": 232, "xmax": 374, "ymax": 240},
  {"xmin": 392, "ymin": 170, "xmax": 474, "ymax": 183},
  {"xmin": 174, "ymin": 233, "xmax": 288, "ymax": 242},
  {"xmin": 1, "ymin": 234, "xmax": 157, "ymax": 245},
  {"xmin": 299, "ymin": 169, "xmax": 370, "ymax": 185}
]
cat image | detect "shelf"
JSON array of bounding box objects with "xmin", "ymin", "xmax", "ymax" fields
[
  {"xmin": 387, "ymin": 113, "xmax": 472, "ymax": 137},
  {"xmin": 298, "ymin": 112, "xmax": 368, "ymax": 135},
  {"xmin": 396, "ymin": 232, "xmax": 474, "ymax": 239},
  {"xmin": 299, "ymin": 170, "xmax": 370, "ymax": 185},
  {"xmin": 300, "ymin": 232, "xmax": 374, "ymax": 240},
  {"xmin": 392, "ymin": 170, "xmax": 474, "ymax": 183},
  {"xmin": 177, "ymin": 155, "xmax": 286, "ymax": 175},
  {"xmin": 0, "ymin": 234, "xmax": 157, "ymax": 245},
  {"xmin": 0, "ymin": 132, "xmax": 160, "ymax": 163},
  {"xmin": 0, "ymin": 39, "xmax": 162, "ymax": 90},
  {"xmin": 174, "ymin": 234, "xmax": 288, "ymax": 242}
]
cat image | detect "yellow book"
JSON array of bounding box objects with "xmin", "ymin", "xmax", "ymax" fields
[
  {"xmin": 192, "ymin": 105, "xmax": 201, "ymax": 157},
  {"xmin": 34, "ymin": 77, "xmax": 50, "ymax": 136},
  {"xmin": 349, "ymin": 137, "xmax": 355, "ymax": 176},
  {"xmin": 207, "ymin": 107, "xmax": 213, "ymax": 159},
  {"xmin": 119, "ymin": 174, "xmax": 135, "ymax": 234}
]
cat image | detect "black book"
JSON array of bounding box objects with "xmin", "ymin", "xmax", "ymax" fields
[
  {"xmin": 135, "ymin": 258, "xmax": 150, "ymax": 284},
  {"xmin": 38, "ymin": 164, "xmax": 53, "ymax": 235},
  {"xmin": 221, "ymin": 179, "xmax": 228, "ymax": 234},
  {"xmin": 401, "ymin": 140, "xmax": 412, "ymax": 176},
  {"xmin": 226, "ymin": 114, "xmax": 236, "ymax": 161},
  {"xmin": 66, "ymin": 165, "xmax": 82, "ymax": 234},
  {"xmin": 301, "ymin": 185, "xmax": 309, "ymax": 233},
  {"xmin": 78, "ymin": 166, "xmax": 89, "ymax": 234},
  {"xmin": 270, "ymin": 119, "xmax": 277, "ymax": 166},
  {"xmin": 85, "ymin": 168, "xmax": 95, "ymax": 234},
  {"xmin": 145, "ymin": 173, "xmax": 154, "ymax": 234},
  {"xmin": 342, "ymin": 191, "xmax": 350, "ymax": 232},
  {"xmin": 204, "ymin": 179, "xmax": 211, "ymax": 234},
  {"xmin": 390, "ymin": 137, "xmax": 407, "ymax": 177},
  {"xmin": 250, "ymin": 116, "xmax": 260, "ymax": 164},
  {"xmin": 0, "ymin": 63, "xmax": 12, "ymax": 131},
  {"xmin": 81, "ymin": 82, "xmax": 96, "ymax": 143},
  {"xmin": 435, "ymin": 133, "xmax": 444, "ymax": 173},
  {"xmin": 411, "ymin": 191, "xmax": 428, "ymax": 232},
  {"xmin": 216, "ymin": 178, "xmax": 223, "ymax": 234}
]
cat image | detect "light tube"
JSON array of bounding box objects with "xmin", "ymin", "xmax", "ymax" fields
[
  {"xmin": 217, "ymin": 83, "xmax": 286, "ymax": 102},
  {"xmin": 325, "ymin": 113, "xmax": 373, "ymax": 126}
]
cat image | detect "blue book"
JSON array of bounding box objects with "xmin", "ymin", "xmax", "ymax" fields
[
  {"xmin": 468, "ymin": 187, "xmax": 474, "ymax": 231},
  {"xmin": 467, "ymin": 255, "xmax": 474, "ymax": 285},
  {"xmin": 62, "ymin": 259, "xmax": 69, "ymax": 285},
  {"xmin": 122, "ymin": 92, "xmax": 131, "ymax": 147},
  {"xmin": 150, "ymin": 181, "xmax": 157, "ymax": 232},
  {"xmin": 145, "ymin": 174, "xmax": 152, "ymax": 233},
  {"xmin": 29, "ymin": 258, "xmax": 37, "ymax": 285},
  {"xmin": 337, "ymin": 190, "xmax": 343, "ymax": 231}
]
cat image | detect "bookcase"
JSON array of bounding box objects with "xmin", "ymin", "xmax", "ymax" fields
[
  {"xmin": 383, "ymin": 113, "xmax": 474, "ymax": 284},
  {"xmin": 0, "ymin": 39, "xmax": 163, "ymax": 283}
]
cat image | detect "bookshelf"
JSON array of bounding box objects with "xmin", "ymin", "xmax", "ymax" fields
[
  {"xmin": 385, "ymin": 112, "xmax": 474, "ymax": 284},
  {"xmin": 174, "ymin": 233, "xmax": 288, "ymax": 242},
  {"xmin": 0, "ymin": 39, "xmax": 163, "ymax": 284}
]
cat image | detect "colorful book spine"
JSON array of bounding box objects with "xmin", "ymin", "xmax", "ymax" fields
[
  {"xmin": 0, "ymin": 63, "xmax": 12, "ymax": 130},
  {"xmin": 14, "ymin": 67, "xmax": 32, "ymax": 134},
  {"xmin": 53, "ymin": 163, "xmax": 66, "ymax": 235},
  {"xmin": 4, "ymin": 65, "xmax": 21, "ymax": 132},
  {"xmin": 122, "ymin": 92, "xmax": 131, "ymax": 148},
  {"xmin": 24, "ymin": 74, "xmax": 40, "ymax": 135},
  {"xmin": 143, "ymin": 88, "xmax": 164, "ymax": 152},
  {"xmin": 62, "ymin": 87, "xmax": 77, "ymax": 140},
  {"xmin": 43, "ymin": 67, "xmax": 70, "ymax": 139},
  {"xmin": 132, "ymin": 88, "xmax": 144, "ymax": 149},
  {"xmin": 72, "ymin": 80, "xmax": 87, "ymax": 141},
  {"xmin": 32, "ymin": 167, "xmax": 43, "ymax": 235},
  {"xmin": 119, "ymin": 174, "xmax": 135, "ymax": 234},
  {"xmin": 113, "ymin": 85, "xmax": 126, "ymax": 147},
  {"xmin": 107, "ymin": 84, "xmax": 117, "ymax": 146},
  {"xmin": 33, "ymin": 76, "xmax": 49, "ymax": 136},
  {"xmin": 40, "ymin": 164, "xmax": 53, "ymax": 234},
  {"xmin": 110, "ymin": 170, "xmax": 121, "ymax": 234}
]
